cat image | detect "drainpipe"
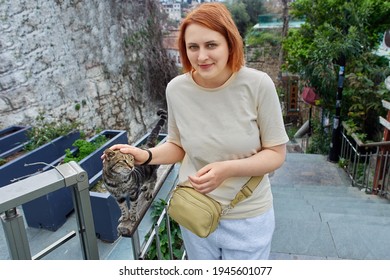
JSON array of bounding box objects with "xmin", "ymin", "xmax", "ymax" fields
[
  {"xmin": 328, "ymin": 55, "xmax": 346, "ymax": 162},
  {"xmin": 329, "ymin": 1, "xmax": 350, "ymax": 162}
]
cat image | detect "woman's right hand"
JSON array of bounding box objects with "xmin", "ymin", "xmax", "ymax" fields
[{"xmin": 101, "ymin": 144, "xmax": 150, "ymax": 165}]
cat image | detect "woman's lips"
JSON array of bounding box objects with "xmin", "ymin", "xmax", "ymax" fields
[{"xmin": 199, "ymin": 64, "xmax": 212, "ymax": 70}]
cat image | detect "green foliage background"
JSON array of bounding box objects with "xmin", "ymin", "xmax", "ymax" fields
[{"xmin": 283, "ymin": 0, "xmax": 390, "ymax": 144}]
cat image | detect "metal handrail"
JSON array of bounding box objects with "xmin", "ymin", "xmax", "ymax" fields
[
  {"xmin": 342, "ymin": 122, "xmax": 390, "ymax": 148},
  {"xmin": 120, "ymin": 163, "xmax": 185, "ymax": 260},
  {"xmin": 0, "ymin": 161, "xmax": 99, "ymax": 260},
  {"xmin": 340, "ymin": 123, "xmax": 390, "ymax": 197},
  {"xmin": 0, "ymin": 160, "xmax": 182, "ymax": 260}
]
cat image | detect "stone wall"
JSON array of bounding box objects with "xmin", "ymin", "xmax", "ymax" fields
[
  {"xmin": 0, "ymin": 0, "xmax": 176, "ymax": 143},
  {"xmin": 246, "ymin": 45, "xmax": 281, "ymax": 85}
]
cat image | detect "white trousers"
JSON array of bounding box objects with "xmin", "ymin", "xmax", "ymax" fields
[{"xmin": 180, "ymin": 207, "xmax": 275, "ymax": 260}]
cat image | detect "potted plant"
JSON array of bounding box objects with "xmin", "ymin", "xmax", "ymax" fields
[
  {"xmin": 0, "ymin": 130, "xmax": 81, "ymax": 229},
  {"xmin": 1, "ymin": 113, "xmax": 80, "ymax": 167},
  {"xmin": 88, "ymin": 133, "xmax": 168, "ymax": 243},
  {"xmin": 0, "ymin": 125, "xmax": 31, "ymax": 159},
  {"xmin": 0, "ymin": 131, "xmax": 81, "ymax": 188},
  {"xmin": 21, "ymin": 130, "xmax": 128, "ymax": 231}
]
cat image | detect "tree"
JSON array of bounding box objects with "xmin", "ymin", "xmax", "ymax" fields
[
  {"xmin": 284, "ymin": 0, "xmax": 389, "ymax": 106},
  {"xmin": 241, "ymin": 0, "xmax": 265, "ymax": 26},
  {"xmin": 279, "ymin": 0, "xmax": 289, "ymax": 69},
  {"xmin": 226, "ymin": 1, "xmax": 251, "ymax": 37},
  {"xmin": 283, "ymin": 0, "xmax": 390, "ymax": 149},
  {"xmin": 225, "ymin": 0, "xmax": 266, "ymax": 37}
]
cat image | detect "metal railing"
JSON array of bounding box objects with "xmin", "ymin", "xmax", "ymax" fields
[
  {"xmin": 121, "ymin": 163, "xmax": 186, "ymax": 260},
  {"xmin": 0, "ymin": 161, "xmax": 184, "ymax": 260},
  {"xmin": 340, "ymin": 122, "xmax": 390, "ymax": 197},
  {"xmin": 0, "ymin": 161, "xmax": 99, "ymax": 260},
  {"xmin": 139, "ymin": 206, "xmax": 186, "ymax": 260}
]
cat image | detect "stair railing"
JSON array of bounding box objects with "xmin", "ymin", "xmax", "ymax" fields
[
  {"xmin": 340, "ymin": 121, "xmax": 390, "ymax": 198},
  {"xmin": 0, "ymin": 161, "xmax": 99, "ymax": 260}
]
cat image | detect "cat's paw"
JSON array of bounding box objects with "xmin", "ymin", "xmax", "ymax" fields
[
  {"xmin": 117, "ymin": 224, "xmax": 132, "ymax": 237},
  {"xmin": 143, "ymin": 190, "xmax": 154, "ymax": 201},
  {"xmin": 118, "ymin": 215, "xmax": 130, "ymax": 223},
  {"xmin": 129, "ymin": 214, "xmax": 137, "ymax": 223}
]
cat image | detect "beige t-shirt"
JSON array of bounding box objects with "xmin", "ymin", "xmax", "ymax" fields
[{"xmin": 166, "ymin": 66, "xmax": 289, "ymax": 219}]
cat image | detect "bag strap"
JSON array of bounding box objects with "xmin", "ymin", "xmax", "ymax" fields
[
  {"xmin": 177, "ymin": 176, "xmax": 264, "ymax": 215},
  {"xmin": 228, "ymin": 176, "xmax": 263, "ymax": 209}
]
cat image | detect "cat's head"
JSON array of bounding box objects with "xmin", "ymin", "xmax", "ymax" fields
[{"xmin": 103, "ymin": 148, "xmax": 135, "ymax": 175}]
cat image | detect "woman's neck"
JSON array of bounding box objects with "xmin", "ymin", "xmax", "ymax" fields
[{"xmin": 192, "ymin": 68, "xmax": 234, "ymax": 89}]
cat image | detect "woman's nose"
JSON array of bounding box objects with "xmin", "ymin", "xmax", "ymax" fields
[{"xmin": 198, "ymin": 47, "xmax": 208, "ymax": 61}]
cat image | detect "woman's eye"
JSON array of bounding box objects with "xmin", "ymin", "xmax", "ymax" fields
[
  {"xmin": 207, "ymin": 43, "xmax": 217, "ymax": 49},
  {"xmin": 188, "ymin": 45, "xmax": 198, "ymax": 51}
]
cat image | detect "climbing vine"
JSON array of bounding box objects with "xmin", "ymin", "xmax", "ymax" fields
[{"xmin": 122, "ymin": 0, "xmax": 178, "ymax": 102}]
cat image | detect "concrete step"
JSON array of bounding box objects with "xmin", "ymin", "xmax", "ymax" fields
[
  {"xmin": 271, "ymin": 153, "xmax": 352, "ymax": 188},
  {"xmin": 270, "ymin": 152, "xmax": 390, "ymax": 259},
  {"xmin": 274, "ymin": 209, "xmax": 321, "ymax": 222},
  {"xmin": 273, "ymin": 198, "xmax": 314, "ymax": 212},
  {"xmin": 272, "ymin": 183, "xmax": 386, "ymax": 202},
  {"xmin": 320, "ymin": 212, "xmax": 390, "ymax": 225},
  {"xmin": 313, "ymin": 203, "xmax": 390, "ymax": 217},
  {"xmin": 275, "ymin": 207, "xmax": 390, "ymax": 226},
  {"xmin": 273, "ymin": 181, "xmax": 390, "ymax": 223},
  {"xmin": 272, "ymin": 215, "xmax": 390, "ymax": 260},
  {"xmin": 306, "ymin": 197, "xmax": 390, "ymax": 208},
  {"xmin": 274, "ymin": 194, "xmax": 390, "ymax": 215},
  {"xmin": 274, "ymin": 192, "xmax": 363, "ymax": 199},
  {"xmin": 273, "ymin": 183, "xmax": 361, "ymax": 192},
  {"xmin": 272, "ymin": 219, "xmax": 339, "ymax": 259},
  {"xmin": 274, "ymin": 191, "xmax": 390, "ymax": 206}
]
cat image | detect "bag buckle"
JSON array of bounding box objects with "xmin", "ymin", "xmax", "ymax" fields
[{"xmin": 221, "ymin": 205, "xmax": 232, "ymax": 216}]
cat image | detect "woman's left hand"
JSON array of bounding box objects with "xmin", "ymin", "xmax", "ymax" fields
[{"xmin": 188, "ymin": 161, "xmax": 229, "ymax": 194}]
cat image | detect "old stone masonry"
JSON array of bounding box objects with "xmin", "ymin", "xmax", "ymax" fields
[{"xmin": 0, "ymin": 0, "xmax": 174, "ymax": 142}]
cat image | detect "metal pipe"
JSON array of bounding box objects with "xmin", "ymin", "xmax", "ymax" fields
[
  {"xmin": 165, "ymin": 208, "xmax": 174, "ymax": 260},
  {"xmin": 0, "ymin": 161, "xmax": 99, "ymax": 260},
  {"xmin": 154, "ymin": 224, "xmax": 162, "ymax": 260},
  {"xmin": 33, "ymin": 231, "xmax": 77, "ymax": 260}
]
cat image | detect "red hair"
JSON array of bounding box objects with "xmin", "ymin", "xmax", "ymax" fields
[{"xmin": 178, "ymin": 3, "xmax": 244, "ymax": 73}]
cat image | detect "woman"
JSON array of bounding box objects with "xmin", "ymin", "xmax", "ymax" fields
[{"xmin": 107, "ymin": 2, "xmax": 289, "ymax": 260}]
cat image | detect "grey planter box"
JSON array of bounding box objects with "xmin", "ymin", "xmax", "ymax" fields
[
  {"xmin": 0, "ymin": 125, "xmax": 31, "ymax": 159},
  {"xmin": 89, "ymin": 133, "xmax": 167, "ymax": 243},
  {"xmin": 0, "ymin": 131, "xmax": 80, "ymax": 231},
  {"xmin": 21, "ymin": 130, "xmax": 128, "ymax": 231},
  {"xmin": 0, "ymin": 131, "xmax": 81, "ymax": 188}
]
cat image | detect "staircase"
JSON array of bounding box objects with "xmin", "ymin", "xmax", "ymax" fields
[
  {"xmin": 270, "ymin": 152, "xmax": 390, "ymax": 260},
  {"xmin": 2, "ymin": 149, "xmax": 390, "ymax": 260}
]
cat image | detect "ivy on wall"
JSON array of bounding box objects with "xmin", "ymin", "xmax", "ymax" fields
[{"xmin": 122, "ymin": 0, "xmax": 178, "ymax": 103}]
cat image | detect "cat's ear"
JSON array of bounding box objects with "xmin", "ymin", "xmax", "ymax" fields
[{"xmin": 104, "ymin": 148, "xmax": 116, "ymax": 159}]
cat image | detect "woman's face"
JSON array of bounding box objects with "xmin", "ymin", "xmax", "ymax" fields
[{"xmin": 184, "ymin": 23, "xmax": 232, "ymax": 88}]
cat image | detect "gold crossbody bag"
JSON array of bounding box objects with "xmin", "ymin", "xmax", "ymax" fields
[{"xmin": 167, "ymin": 176, "xmax": 263, "ymax": 238}]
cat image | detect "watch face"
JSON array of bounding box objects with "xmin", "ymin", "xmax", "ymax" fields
[
  {"xmin": 386, "ymin": 76, "xmax": 390, "ymax": 92},
  {"xmin": 384, "ymin": 30, "xmax": 390, "ymax": 48}
]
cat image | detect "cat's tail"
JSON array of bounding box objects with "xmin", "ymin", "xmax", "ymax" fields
[{"xmin": 145, "ymin": 109, "xmax": 167, "ymax": 148}]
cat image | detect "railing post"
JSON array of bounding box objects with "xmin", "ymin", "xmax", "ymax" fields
[
  {"xmin": 373, "ymin": 100, "xmax": 390, "ymax": 194},
  {"xmin": 0, "ymin": 161, "xmax": 100, "ymax": 260},
  {"xmin": 165, "ymin": 208, "xmax": 174, "ymax": 260},
  {"xmin": 131, "ymin": 229, "xmax": 141, "ymax": 259},
  {"xmin": 1, "ymin": 208, "xmax": 31, "ymax": 260},
  {"xmin": 60, "ymin": 161, "xmax": 99, "ymax": 260}
]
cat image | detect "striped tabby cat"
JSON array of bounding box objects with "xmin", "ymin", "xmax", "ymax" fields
[{"xmin": 102, "ymin": 109, "xmax": 167, "ymax": 235}]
